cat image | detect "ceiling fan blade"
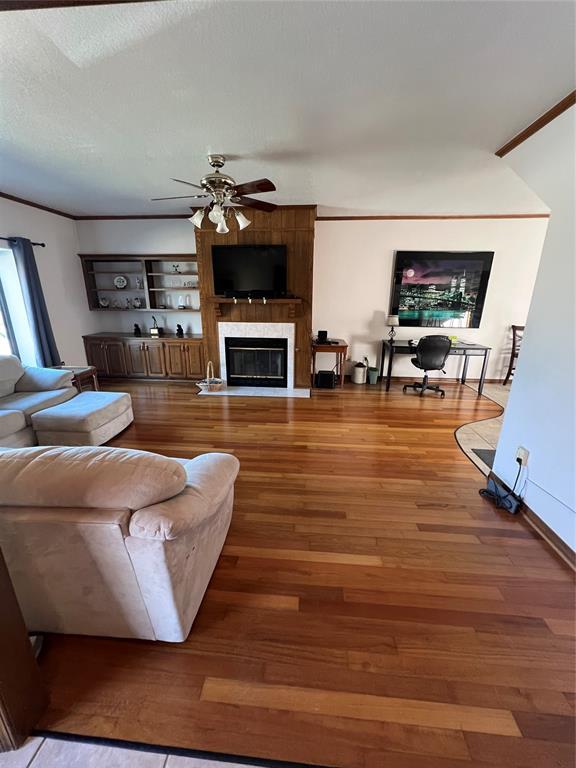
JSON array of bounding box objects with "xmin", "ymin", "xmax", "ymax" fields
[
  {"xmin": 171, "ymin": 178, "xmax": 206, "ymax": 191},
  {"xmin": 151, "ymin": 194, "xmax": 209, "ymax": 201},
  {"xmin": 235, "ymin": 196, "xmax": 277, "ymax": 213},
  {"xmin": 233, "ymin": 179, "xmax": 276, "ymax": 196}
]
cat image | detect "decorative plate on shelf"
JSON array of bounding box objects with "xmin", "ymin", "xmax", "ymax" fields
[
  {"xmin": 98, "ymin": 297, "xmax": 110, "ymax": 308},
  {"xmin": 113, "ymin": 275, "xmax": 128, "ymax": 289}
]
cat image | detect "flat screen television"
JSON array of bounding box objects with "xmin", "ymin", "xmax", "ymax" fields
[{"xmin": 212, "ymin": 244, "xmax": 288, "ymax": 298}]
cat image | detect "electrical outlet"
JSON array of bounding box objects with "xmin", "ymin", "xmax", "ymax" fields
[{"xmin": 516, "ymin": 446, "xmax": 529, "ymax": 466}]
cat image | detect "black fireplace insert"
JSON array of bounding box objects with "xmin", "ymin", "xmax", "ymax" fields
[{"xmin": 224, "ymin": 337, "xmax": 288, "ymax": 388}]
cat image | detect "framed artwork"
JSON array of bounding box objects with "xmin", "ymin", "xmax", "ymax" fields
[{"xmin": 390, "ymin": 251, "xmax": 494, "ymax": 328}]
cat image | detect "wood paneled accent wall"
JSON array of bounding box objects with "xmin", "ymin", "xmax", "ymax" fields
[{"xmin": 196, "ymin": 205, "xmax": 316, "ymax": 388}]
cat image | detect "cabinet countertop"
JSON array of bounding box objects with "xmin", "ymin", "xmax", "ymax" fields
[{"xmin": 83, "ymin": 332, "xmax": 203, "ymax": 341}]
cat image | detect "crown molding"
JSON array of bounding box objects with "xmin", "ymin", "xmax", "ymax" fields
[
  {"xmin": 0, "ymin": 0, "xmax": 167, "ymax": 10},
  {"xmin": 316, "ymin": 213, "xmax": 550, "ymax": 221},
  {"xmin": 0, "ymin": 191, "xmax": 76, "ymax": 219},
  {"xmin": 495, "ymin": 91, "xmax": 576, "ymax": 158}
]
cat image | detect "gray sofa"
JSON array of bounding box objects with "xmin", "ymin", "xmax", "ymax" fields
[{"xmin": 0, "ymin": 355, "xmax": 75, "ymax": 447}]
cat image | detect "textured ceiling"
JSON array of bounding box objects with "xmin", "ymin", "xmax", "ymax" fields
[{"xmin": 0, "ymin": 0, "xmax": 574, "ymax": 215}]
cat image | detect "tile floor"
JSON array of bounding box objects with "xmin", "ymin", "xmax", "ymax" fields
[
  {"xmin": 456, "ymin": 382, "xmax": 510, "ymax": 475},
  {"xmin": 0, "ymin": 738, "xmax": 261, "ymax": 768}
]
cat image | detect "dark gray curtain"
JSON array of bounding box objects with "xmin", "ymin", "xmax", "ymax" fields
[{"xmin": 11, "ymin": 237, "xmax": 62, "ymax": 366}]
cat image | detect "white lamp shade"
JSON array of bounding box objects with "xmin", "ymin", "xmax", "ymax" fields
[
  {"xmin": 188, "ymin": 209, "xmax": 205, "ymax": 228},
  {"xmin": 208, "ymin": 204, "xmax": 224, "ymax": 223},
  {"xmin": 388, "ymin": 315, "xmax": 400, "ymax": 327},
  {"xmin": 234, "ymin": 209, "xmax": 251, "ymax": 230},
  {"xmin": 216, "ymin": 218, "xmax": 229, "ymax": 234}
]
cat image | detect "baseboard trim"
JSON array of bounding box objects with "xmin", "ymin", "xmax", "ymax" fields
[
  {"xmin": 488, "ymin": 471, "xmax": 575, "ymax": 570},
  {"xmin": 33, "ymin": 730, "xmax": 330, "ymax": 768}
]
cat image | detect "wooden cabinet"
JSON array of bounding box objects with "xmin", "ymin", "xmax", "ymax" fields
[
  {"xmin": 84, "ymin": 340, "xmax": 108, "ymax": 376},
  {"xmin": 84, "ymin": 336, "xmax": 203, "ymax": 381},
  {"xmin": 126, "ymin": 340, "xmax": 166, "ymax": 377},
  {"xmin": 185, "ymin": 342, "xmax": 204, "ymax": 378},
  {"xmin": 105, "ymin": 342, "xmax": 128, "ymax": 377},
  {"xmin": 125, "ymin": 341, "xmax": 147, "ymax": 376},
  {"xmin": 85, "ymin": 339, "xmax": 127, "ymax": 377},
  {"xmin": 164, "ymin": 342, "xmax": 188, "ymax": 378},
  {"xmin": 164, "ymin": 340, "xmax": 204, "ymax": 379}
]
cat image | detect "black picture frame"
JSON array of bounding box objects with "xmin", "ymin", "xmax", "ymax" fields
[{"xmin": 390, "ymin": 251, "xmax": 494, "ymax": 329}]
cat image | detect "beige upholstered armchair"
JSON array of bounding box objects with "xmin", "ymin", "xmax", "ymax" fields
[{"xmin": 0, "ymin": 445, "xmax": 240, "ymax": 642}]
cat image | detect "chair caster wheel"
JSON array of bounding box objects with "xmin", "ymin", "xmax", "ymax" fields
[
  {"xmin": 441, "ymin": 392, "xmax": 446, "ymax": 399},
  {"xmin": 402, "ymin": 385, "xmax": 408, "ymax": 393}
]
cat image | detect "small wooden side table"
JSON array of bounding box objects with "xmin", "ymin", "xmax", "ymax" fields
[
  {"xmin": 311, "ymin": 338, "xmax": 348, "ymax": 388},
  {"xmin": 54, "ymin": 365, "xmax": 99, "ymax": 392}
]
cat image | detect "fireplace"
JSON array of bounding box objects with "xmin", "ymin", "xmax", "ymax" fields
[{"xmin": 225, "ymin": 337, "xmax": 288, "ymax": 388}]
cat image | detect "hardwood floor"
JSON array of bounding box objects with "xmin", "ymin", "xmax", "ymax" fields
[{"xmin": 37, "ymin": 382, "xmax": 575, "ymax": 768}]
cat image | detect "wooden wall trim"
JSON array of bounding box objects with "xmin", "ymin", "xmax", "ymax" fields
[
  {"xmin": 0, "ymin": 191, "xmax": 75, "ymax": 220},
  {"xmin": 488, "ymin": 470, "xmax": 575, "ymax": 570},
  {"xmin": 495, "ymin": 91, "xmax": 576, "ymax": 158},
  {"xmin": 0, "ymin": 0, "xmax": 167, "ymax": 10},
  {"xmin": 316, "ymin": 213, "xmax": 550, "ymax": 221}
]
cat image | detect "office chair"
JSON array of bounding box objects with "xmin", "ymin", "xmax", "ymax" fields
[{"xmin": 403, "ymin": 335, "xmax": 452, "ymax": 398}]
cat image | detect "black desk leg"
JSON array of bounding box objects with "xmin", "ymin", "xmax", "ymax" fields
[
  {"xmin": 385, "ymin": 344, "xmax": 394, "ymax": 392},
  {"xmin": 478, "ymin": 349, "xmax": 490, "ymax": 396},
  {"xmin": 461, "ymin": 355, "xmax": 470, "ymax": 384},
  {"xmin": 379, "ymin": 340, "xmax": 385, "ymax": 380}
]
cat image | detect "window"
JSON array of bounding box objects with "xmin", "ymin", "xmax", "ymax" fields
[{"xmin": 0, "ymin": 248, "xmax": 36, "ymax": 365}]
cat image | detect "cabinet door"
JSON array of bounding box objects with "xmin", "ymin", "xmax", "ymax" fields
[
  {"xmin": 125, "ymin": 341, "xmax": 147, "ymax": 376},
  {"xmin": 144, "ymin": 342, "xmax": 166, "ymax": 377},
  {"xmin": 104, "ymin": 342, "xmax": 127, "ymax": 377},
  {"xmin": 164, "ymin": 343, "xmax": 187, "ymax": 378},
  {"xmin": 185, "ymin": 343, "xmax": 204, "ymax": 378},
  {"xmin": 84, "ymin": 340, "xmax": 108, "ymax": 376}
]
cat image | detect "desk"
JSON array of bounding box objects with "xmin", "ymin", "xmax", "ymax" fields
[
  {"xmin": 379, "ymin": 339, "xmax": 491, "ymax": 395},
  {"xmin": 311, "ymin": 338, "xmax": 348, "ymax": 387}
]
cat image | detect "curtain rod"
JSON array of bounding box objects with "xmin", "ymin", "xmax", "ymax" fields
[{"xmin": 0, "ymin": 236, "xmax": 46, "ymax": 247}]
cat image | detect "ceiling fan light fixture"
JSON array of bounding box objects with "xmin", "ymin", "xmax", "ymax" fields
[
  {"xmin": 188, "ymin": 209, "xmax": 205, "ymax": 228},
  {"xmin": 208, "ymin": 203, "xmax": 224, "ymax": 224},
  {"xmin": 234, "ymin": 209, "xmax": 251, "ymax": 230},
  {"xmin": 216, "ymin": 218, "xmax": 229, "ymax": 234}
]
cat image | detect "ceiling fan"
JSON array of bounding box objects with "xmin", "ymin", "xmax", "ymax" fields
[{"xmin": 151, "ymin": 155, "xmax": 277, "ymax": 233}]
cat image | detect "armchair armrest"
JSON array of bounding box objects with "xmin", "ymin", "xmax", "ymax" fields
[
  {"xmin": 129, "ymin": 452, "xmax": 240, "ymax": 541},
  {"xmin": 15, "ymin": 366, "xmax": 74, "ymax": 392}
]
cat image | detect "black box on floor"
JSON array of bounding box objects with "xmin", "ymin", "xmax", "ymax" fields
[{"xmin": 315, "ymin": 370, "xmax": 336, "ymax": 388}]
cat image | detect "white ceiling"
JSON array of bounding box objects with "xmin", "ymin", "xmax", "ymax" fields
[{"xmin": 0, "ymin": 0, "xmax": 574, "ymax": 216}]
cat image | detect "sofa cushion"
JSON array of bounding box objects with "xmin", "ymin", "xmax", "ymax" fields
[
  {"xmin": 15, "ymin": 366, "xmax": 73, "ymax": 392},
  {"xmin": 130, "ymin": 453, "xmax": 240, "ymax": 540},
  {"xmin": 31, "ymin": 391, "xmax": 131, "ymax": 432},
  {"xmin": 0, "ymin": 410, "xmax": 26, "ymax": 439},
  {"xmin": 0, "ymin": 388, "xmax": 76, "ymax": 425},
  {"xmin": 0, "ymin": 445, "xmax": 187, "ymax": 510},
  {"xmin": 0, "ymin": 355, "xmax": 25, "ymax": 397}
]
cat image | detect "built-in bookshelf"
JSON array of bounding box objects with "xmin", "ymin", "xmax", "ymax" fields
[{"xmin": 79, "ymin": 254, "xmax": 200, "ymax": 313}]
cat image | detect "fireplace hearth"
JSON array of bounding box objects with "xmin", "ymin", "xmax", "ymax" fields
[{"xmin": 225, "ymin": 337, "xmax": 288, "ymax": 388}]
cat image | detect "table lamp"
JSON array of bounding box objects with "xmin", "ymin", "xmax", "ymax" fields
[{"xmin": 387, "ymin": 315, "xmax": 399, "ymax": 342}]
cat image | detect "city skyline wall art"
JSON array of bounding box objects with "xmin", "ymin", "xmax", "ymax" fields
[{"xmin": 390, "ymin": 251, "xmax": 494, "ymax": 328}]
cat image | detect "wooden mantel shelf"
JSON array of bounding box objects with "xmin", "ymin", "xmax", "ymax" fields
[{"xmin": 207, "ymin": 296, "xmax": 303, "ymax": 318}]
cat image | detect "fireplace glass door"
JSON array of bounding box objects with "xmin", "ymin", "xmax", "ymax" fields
[{"xmin": 225, "ymin": 337, "xmax": 288, "ymax": 388}]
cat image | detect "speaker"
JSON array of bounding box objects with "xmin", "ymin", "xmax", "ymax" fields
[
  {"xmin": 317, "ymin": 330, "xmax": 328, "ymax": 344},
  {"xmin": 315, "ymin": 370, "xmax": 336, "ymax": 388}
]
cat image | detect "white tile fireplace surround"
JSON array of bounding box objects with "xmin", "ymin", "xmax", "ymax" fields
[{"xmin": 210, "ymin": 321, "xmax": 310, "ymax": 398}]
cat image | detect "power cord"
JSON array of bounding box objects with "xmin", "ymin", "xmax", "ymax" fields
[{"xmin": 479, "ymin": 458, "xmax": 523, "ymax": 511}]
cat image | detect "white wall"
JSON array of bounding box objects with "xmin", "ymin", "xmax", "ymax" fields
[
  {"xmin": 0, "ymin": 197, "xmax": 91, "ymax": 364},
  {"xmin": 76, "ymin": 219, "xmax": 201, "ymax": 335},
  {"xmin": 493, "ymin": 109, "xmax": 575, "ymax": 550},
  {"xmin": 313, "ymin": 218, "xmax": 548, "ymax": 379}
]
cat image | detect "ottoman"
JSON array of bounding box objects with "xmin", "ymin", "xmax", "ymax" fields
[{"xmin": 31, "ymin": 392, "xmax": 133, "ymax": 446}]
